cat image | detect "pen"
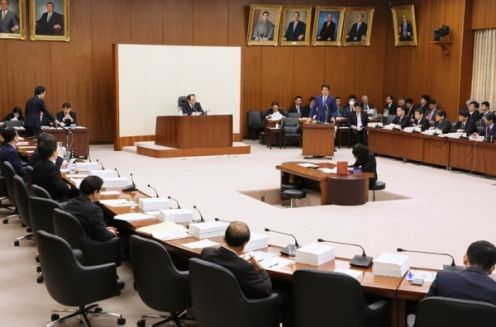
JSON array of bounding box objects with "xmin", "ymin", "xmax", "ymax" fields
[{"xmin": 268, "ymin": 263, "xmax": 278, "ymax": 269}]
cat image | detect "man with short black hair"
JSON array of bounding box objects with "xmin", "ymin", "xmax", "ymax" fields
[
  {"xmin": 384, "ymin": 95, "xmax": 396, "ymax": 116},
  {"xmin": 0, "ymin": 128, "xmax": 25, "ymax": 177},
  {"xmin": 468, "ymin": 100, "xmax": 481, "ymax": 123},
  {"xmin": 56, "ymin": 102, "xmax": 77, "ymax": 126},
  {"xmin": 288, "ymin": 96, "xmax": 303, "ymax": 116},
  {"xmin": 24, "ymin": 85, "xmax": 59, "ymax": 136},
  {"xmin": 309, "ymin": 84, "xmax": 338, "ymax": 123},
  {"xmin": 63, "ymin": 176, "xmax": 118, "ymax": 242},
  {"xmin": 433, "ymin": 109, "xmax": 452, "ymax": 134},
  {"xmin": 181, "ymin": 93, "xmax": 204, "ymax": 116},
  {"xmin": 392, "ymin": 106, "xmax": 412, "ymax": 129},
  {"xmin": 201, "ymin": 221, "xmax": 272, "ymax": 299},
  {"xmin": 349, "ymin": 102, "xmax": 368, "ymax": 144},
  {"xmin": 453, "ymin": 109, "xmax": 477, "ymax": 134},
  {"xmin": 428, "ymin": 240, "xmax": 496, "ymax": 305},
  {"xmin": 425, "ymin": 99, "xmax": 437, "ymax": 122},
  {"xmin": 479, "ymin": 113, "xmax": 496, "ymax": 139}
]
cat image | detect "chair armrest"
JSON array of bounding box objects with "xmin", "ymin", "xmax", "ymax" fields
[
  {"xmin": 367, "ymin": 299, "xmax": 389, "ymax": 327},
  {"xmin": 368, "ymin": 299, "xmax": 388, "ymax": 312},
  {"xmin": 76, "ymin": 262, "xmax": 120, "ymax": 303},
  {"xmin": 72, "ymin": 249, "xmax": 84, "ymax": 263},
  {"xmin": 81, "ymin": 236, "xmax": 121, "ymax": 266},
  {"xmin": 245, "ymin": 293, "xmax": 281, "ymax": 325}
]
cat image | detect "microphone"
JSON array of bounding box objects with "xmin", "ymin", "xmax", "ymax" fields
[
  {"xmin": 147, "ymin": 184, "xmax": 159, "ymax": 198},
  {"xmin": 96, "ymin": 159, "xmax": 105, "ymax": 170},
  {"xmin": 57, "ymin": 121, "xmax": 72, "ymax": 134},
  {"xmin": 264, "ymin": 228, "xmax": 300, "ymax": 257},
  {"xmin": 318, "ymin": 238, "xmax": 373, "ymax": 268},
  {"xmin": 192, "ymin": 205, "xmax": 205, "ymax": 222},
  {"xmin": 167, "ymin": 196, "xmax": 181, "ymax": 209},
  {"xmin": 397, "ymin": 248, "xmax": 463, "ymax": 271},
  {"xmin": 114, "ymin": 168, "xmax": 120, "ymax": 177},
  {"xmin": 122, "ymin": 173, "xmax": 136, "ymax": 192}
]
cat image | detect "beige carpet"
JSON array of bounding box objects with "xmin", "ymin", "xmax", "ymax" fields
[{"xmin": 1, "ymin": 141, "xmax": 495, "ymax": 326}]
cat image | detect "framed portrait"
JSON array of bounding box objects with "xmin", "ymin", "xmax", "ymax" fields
[
  {"xmin": 312, "ymin": 6, "xmax": 345, "ymax": 46},
  {"xmin": 342, "ymin": 7, "xmax": 374, "ymax": 47},
  {"xmin": 30, "ymin": 0, "xmax": 69, "ymax": 41},
  {"xmin": 391, "ymin": 5, "xmax": 417, "ymax": 47},
  {"xmin": 247, "ymin": 4, "xmax": 282, "ymax": 46},
  {"xmin": 0, "ymin": 0, "xmax": 26, "ymax": 40},
  {"xmin": 280, "ymin": 6, "xmax": 312, "ymax": 46}
]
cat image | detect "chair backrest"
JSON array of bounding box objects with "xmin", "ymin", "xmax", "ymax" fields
[
  {"xmin": 188, "ymin": 257, "xmax": 279, "ymax": 327},
  {"xmin": 31, "ymin": 184, "xmax": 52, "ymax": 199},
  {"xmin": 29, "ymin": 196, "xmax": 62, "ymax": 236},
  {"xmin": 4, "ymin": 120, "xmax": 24, "ymax": 127},
  {"xmin": 178, "ymin": 96, "xmax": 188, "ymax": 108},
  {"xmin": 2, "ymin": 161, "xmax": 17, "ymax": 206},
  {"xmin": 13, "ymin": 175, "xmax": 31, "ymax": 227},
  {"xmin": 24, "ymin": 166, "xmax": 34, "ymax": 186},
  {"xmin": 0, "ymin": 175, "xmax": 7, "ymax": 197},
  {"xmin": 282, "ymin": 117, "xmax": 299, "ymax": 128},
  {"xmin": 52, "ymin": 208, "xmax": 85, "ymax": 250},
  {"xmin": 414, "ymin": 296, "xmax": 496, "ymax": 327},
  {"xmin": 248, "ymin": 111, "xmax": 263, "ymax": 128},
  {"xmin": 288, "ymin": 112, "xmax": 302, "ymax": 119},
  {"xmin": 129, "ymin": 235, "xmax": 191, "ymax": 312},
  {"xmin": 293, "ymin": 270, "xmax": 369, "ymax": 327}
]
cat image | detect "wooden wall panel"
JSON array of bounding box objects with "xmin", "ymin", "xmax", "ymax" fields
[
  {"xmin": 131, "ymin": 0, "xmax": 163, "ymax": 44},
  {"xmin": 163, "ymin": 0, "xmax": 193, "ymax": 45},
  {"xmin": 260, "ymin": 47, "xmax": 295, "ymax": 111},
  {"xmin": 193, "ymin": 0, "xmax": 229, "ymax": 45},
  {"xmin": 472, "ymin": 0, "xmax": 496, "ymax": 29}
]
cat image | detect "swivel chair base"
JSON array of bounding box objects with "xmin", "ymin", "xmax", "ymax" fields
[
  {"xmin": 137, "ymin": 310, "xmax": 196, "ymax": 327},
  {"xmin": 47, "ymin": 304, "xmax": 125, "ymax": 327},
  {"xmin": 14, "ymin": 233, "xmax": 33, "ymax": 246}
]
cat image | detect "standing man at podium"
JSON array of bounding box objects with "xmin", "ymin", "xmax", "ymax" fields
[
  {"xmin": 309, "ymin": 84, "xmax": 337, "ymax": 123},
  {"xmin": 181, "ymin": 93, "xmax": 204, "ymax": 116}
]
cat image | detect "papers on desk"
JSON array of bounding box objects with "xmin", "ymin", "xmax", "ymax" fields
[
  {"xmin": 422, "ymin": 129, "xmax": 438, "ymax": 136},
  {"xmin": 318, "ymin": 167, "xmax": 337, "ymax": 174},
  {"xmin": 373, "ymin": 253, "xmax": 410, "ymax": 277},
  {"xmin": 242, "ymin": 251, "xmax": 279, "ymax": 261},
  {"xmin": 259, "ymin": 256, "xmax": 293, "ymax": 270},
  {"xmin": 295, "ymin": 242, "xmax": 336, "ymax": 266},
  {"xmin": 160, "ymin": 208, "xmax": 193, "ymax": 223},
  {"xmin": 189, "ymin": 221, "xmax": 228, "ymax": 239},
  {"xmin": 138, "ymin": 198, "xmax": 170, "ymax": 211},
  {"xmin": 66, "ymin": 174, "xmax": 88, "ymax": 179},
  {"xmin": 103, "ymin": 177, "xmax": 130, "ymax": 188},
  {"xmin": 410, "ymin": 270, "xmax": 437, "ymax": 283},
  {"xmin": 75, "ymin": 162, "xmax": 101, "ymax": 171},
  {"xmin": 298, "ymin": 163, "xmax": 318, "ymax": 168},
  {"xmin": 100, "ymin": 190, "xmax": 121, "ymax": 196},
  {"xmin": 114, "ymin": 213, "xmax": 154, "ymax": 222},
  {"xmin": 89, "ymin": 169, "xmax": 118, "ymax": 178},
  {"xmin": 183, "ymin": 239, "xmax": 219, "ymax": 249},
  {"xmin": 335, "ymin": 268, "xmax": 363, "ymax": 280},
  {"xmin": 403, "ymin": 126, "xmax": 422, "ymax": 133},
  {"xmin": 99, "ymin": 199, "xmax": 134, "ymax": 207},
  {"xmin": 244, "ymin": 233, "xmax": 269, "ymax": 252},
  {"xmin": 136, "ymin": 221, "xmax": 189, "ymax": 241},
  {"xmin": 368, "ymin": 122, "xmax": 383, "ymax": 128}
]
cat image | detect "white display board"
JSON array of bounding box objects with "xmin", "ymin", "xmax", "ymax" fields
[{"xmin": 117, "ymin": 44, "xmax": 241, "ymax": 138}]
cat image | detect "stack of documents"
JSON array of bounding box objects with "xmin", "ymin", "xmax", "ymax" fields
[
  {"xmin": 89, "ymin": 169, "xmax": 118, "ymax": 178},
  {"xmin": 318, "ymin": 167, "xmax": 337, "ymax": 174},
  {"xmin": 138, "ymin": 198, "xmax": 170, "ymax": 211},
  {"xmin": 103, "ymin": 177, "xmax": 130, "ymax": 188},
  {"xmin": 189, "ymin": 221, "xmax": 228, "ymax": 239},
  {"xmin": 137, "ymin": 221, "xmax": 189, "ymax": 241},
  {"xmin": 159, "ymin": 208, "xmax": 193, "ymax": 223},
  {"xmin": 183, "ymin": 239, "xmax": 219, "ymax": 249},
  {"xmin": 244, "ymin": 232, "xmax": 269, "ymax": 252},
  {"xmin": 99, "ymin": 199, "xmax": 133, "ymax": 207},
  {"xmin": 114, "ymin": 212, "xmax": 154, "ymax": 222},
  {"xmin": 298, "ymin": 163, "xmax": 318, "ymax": 168},
  {"xmin": 373, "ymin": 253, "xmax": 410, "ymax": 277},
  {"xmin": 75, "ymin": 162, "xmax": 101, "ymax": 171},
  {"xmin": 295, "ymin": 242, "xmax": 336, "ymax": 266}
]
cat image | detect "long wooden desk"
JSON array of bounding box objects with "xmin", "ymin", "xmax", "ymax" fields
[
  {"xmin": 368, "ymin": 127, "xmax": 496, "ymax": 176},
  {"xmin": 155, "ymin": 115, "xmax": 233, "ymax": 148}
]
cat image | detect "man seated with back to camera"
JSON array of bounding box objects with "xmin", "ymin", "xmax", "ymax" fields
[
  {"xmin": 348, "ymin": 102, "xmax": 368, "ymax": 145},
  {"xmin": 29, "ymin": 132, "xmax": 65, "ymax": 168},
  {"xmin": 181, "ymin": 94, "xmax": 204, "ymax": 116},
  {"xmin": 351, "ymin": 143, "xmax": 378, "ymax": 189},
  {"xmin": 433, "ymin": 109, "xmax": 452, "ymax": 134},
  {"xmin": 452, "ymin": 109, "xmax": 477, "ymax": 134},
  {"xmin": 63, "ymin": 176, "xmax": 119, "ymax": 242},
  {"xmin": 392, "ymin": 106, "xmax": 412, "ymax": 129}
]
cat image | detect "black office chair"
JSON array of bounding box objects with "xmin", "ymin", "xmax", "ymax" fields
[
  {"xmin": 189, "ymin": 258, "xmax": 280, "ymax": 327},
  {"xmin": 0, "ymin": 175, "xmax": 15, "ymax": 216},
  {"xmin": 247, "ymin": 111, "xmax": 264, "ymax": 140},
  {"xmin": 31, "ymin": 184, "xmax": 52, "ymax": 199},
  {"xmin": 281, "ymin": 117, "xmax": 302, "ymax": 148},
  {"xmin": 414, "ymin": 296, "xmax": 496, "ymax": 327},
  {"xmin": 13, "ymin": 175, "xmax": 33, "ymax": 246},
  {"xmin": 178, "ymin": 96, "xmax": 188, "ymax": 108},
  {"xmin": 287, "ymin": 112, "xmax": 302, "ymax": 119},
  {"xmin": 37, "ymin": 230, "xmax": 125, "ymax": 327},
  {"xmin": 24, "ymin": 165, "xmax": 34, "ymax": 186},
  {"xmin": 293, "ymin": 270, "xmax": 389, "ymax": 327},
  {"xmin": 53, "ymin": 208, "xmax": 121, "ymax": 266},
  {"xmin": 2, "ymin": 161, "xmax": 19, "ymax": 224},
  {"xmin": 130, "ymin": 235, "xmax": 194, "ymax": 327}
]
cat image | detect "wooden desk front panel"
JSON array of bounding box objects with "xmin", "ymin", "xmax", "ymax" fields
[
  {"xmin": 450, "ymin": 140, "xmax": 496, "ymax": 176},
  {"xmin": 422, "ymin": 137, "xmax": 449, "ymax": 167},
  {"xmin": 156, "ymin": 115, "xmax": 233, "ymax": 148},
  {"xmin": 47, "ymin": 128, "xmax": 90, "ymax": 157},
  {"xmin": 302, "ymin": 124, "xmax": 335, "ymax": 156}
]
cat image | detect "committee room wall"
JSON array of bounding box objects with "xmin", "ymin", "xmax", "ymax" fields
[{"xmin": 0, "ymin": 0, "xmax": 395, "ymax": 142}]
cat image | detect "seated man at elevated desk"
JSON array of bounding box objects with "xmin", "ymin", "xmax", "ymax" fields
[
  {"xmin": 433, "ymin": 109, "xmax": 452, "ymax": 134},
  {"xmin": 392, "ymin": 106, "xmax": 412, "ymax": 129},
  {"xmin": 56, "ymin": 102, "xmax": 78, "ymax": 126},
  {"xmin": 413, "ymin": 109, "xmax": 430, "ymax": 132},
  {"xmin": 181, "ymin": 94, "xmax": 204, "ymax": 116},
  {"xmin": 452, "ymin": 109, "xmax": 477, "ymax": 134}
]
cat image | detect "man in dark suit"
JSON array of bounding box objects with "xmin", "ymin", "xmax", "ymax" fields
[
  {"xmin": 63, "ymin": 176, "xmax": 118, "ymax": 242},
  {"xmin": 433, "ymin": 109, "xmax": 452, "ymax": 134},
  {"xmin": 392, "ymin": 106, "xmax": 412, "ymax": 129},
  {"xmin": 348, "ymin": 102, "xmax": 368, "ymax": 145},
  {"xmin": 0, "ymin": 128, "xmax": 25, "ymax": 177},
  {"xmin": 413, "ymin": 109, "xmax": 430, "ymax": 131},
  {"xmin": 201, "ymin": 221, "xmax": 272, "ymax": 299},
  {"xmin": 424, "ymin": 99, "xmax": 438, "ymax": 123},
  {"xmin": 32, "ymin": 138, "xmax": 72, "ymax": 202},
  {"xmin": 56, "ymin": 102, "xmax": 78, "ymax": 126},
  {"xmin": 342, "ymin": 95, "xmax": 357, "ymax": 118},
  {"xmin": 384, "ymin": 95, "xmax": 397, "ymax": 116},
  {"xmin": 453, "ymin": 109, "xmax": 477, "ymax": 134},
  {"xmin": 0, "ymin": 0, "xmax": 19, "ymax": 33},
  {"xmin": 417, "ymin": 95, "xmax": 431, "ymax": 115},
  {"xmin": 480, "ymin": 113, "xmax": 496, "ymax": 139},
  {"xmin": 346, "ymin": 13, "xmax": 367, "ymax": 42},
  {"xmin": 35, "ymin": 1, "xmax": 64, "ymax": 35},
  {"xmin": 24, "ymin": 85, "xmax": 58, "ymax": 136},
  {"xmin": 398, "ymin": 14, "xmax": 413, "ymax": 41},
  {"xmin": 288, "ymin": 96, "xmax": 304, "ymax": 117},
  {"xmin": 317, "ymin": 13, "xmax": 336, "ymax": 41},
  {"xmin": 468, "ymin": 100, "xmax": 482, "ymax": 123},
  {"xmin": 283, "ymin": 11, "xmax": 306, "ymax": 41},
  {"xmin": 428, "ymin": 240, "xmax": 496, "ymax": 305},
  {"xmin": 28, "ymin": 132, "xmax": 64, "ymax": 168},
  {"xmin": 302, "ymin": 97, "xmax": 315, "ymax": 118},
  {"xmin": 309, "ymin": 84, "xmax": 338, "ymax": 123},
  {"xmin": 181, "ymin": 93, "xmax": 204, "ymax": 116}
]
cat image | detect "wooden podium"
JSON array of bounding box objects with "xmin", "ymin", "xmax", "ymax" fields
[
  {"xmin": 155, "ymin": 115, "xmax": 233, "ymax": 148},
  {"xmin": 302, "ymin": 123, "xmax": 335, "ymax": 157}
]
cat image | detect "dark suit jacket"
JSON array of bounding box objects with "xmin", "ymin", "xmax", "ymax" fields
[
  {"xmin": 469, "ymin": 110, "xmax": 481, "ymax": 124},
  {"xmin": 288, "ymin": 105, "xmax": 309, "ymax": 117},
  {"xmin": 33, "ymin": 159, "xmax": 69, "ymax": 202},
  {"xmin": 348, "ymin": 111, "xmax": 369, "ymax": 129},
  {"xmin": 428, "ymin": 266, "xmax": 496, "ymax": 305},
  {"xmin": 301, "ymin": 105, "xmax": 311, "ymax": 118},
  {"xmin": 425, "ymin": 108, "xmax": 437, "ymax": 122},
  {"xmin": 309, "ymin": 95, "xmax": 338, "ymax": 122},
  {"xmin": 352, "ymin": 152, "xmax": 377, "ymax": 189},
  {"xmin": 414, "ymin": 118, "xmax": 430, "ymax": 131},
  {"xmin": 24, "ymin": 96, "xmax": 55, "ymax": 129},
  {"xmin": 28, "ymin": 150, "xmax": 63, "ymax": 168},
  {"xmin": 480, "ymin": 124, "xmax": 496, "ymax": 138},
  {"xmin": 399, "ymin": 21, "xmax": 413, "ymax": 41},
  {"xmin": 434, "ymin": 119, "xmax": 452, "ymax": 134},
  {"xmin": 181, "ymin": 102, "xmax": 204, "ymax": 116},
  {"xmin": 63, "ymin": 195, "xmax": 114, "ymax": 242},
  {"xmin": 201, "ymin": 246, "xmax": 272, "ymax": 299},
  {"xmin": 318, "ymin": 20, "xmax": 336, "ymax": 41},
  {"xmin": 392, "ymin": 115, "xmax": 412, "ymax": 129},
  {"xmin": 56, "ymin": 111, "xmax": 77, "ymax": 126},
  {"xmin": 284, "ymin": 21, "xmax": 306, "ymax": 41},
  {"xmin": 453, "ymin": 120, "xmax": 477, "ymax": 134},
  {"xmin": 0, "ymin": 10, "xmax": 19, "ymax": 33},
  {"xmin": 346, "ymin": 22, "xmax": 367, "ymax": 42},
  {"xmin": 0, "ymin": 143, "xmax": 25, "ymax": 177},
  {"xmin": 384, "ymin": 103, "xmax": 397, "ymax": 116},
  {"xmin": 35, "ymin": 11, "xmax": 64, "ymax": 35},
  {"xmin": 418, "ymin": 103, "xmax": 430, "ymax": 115}
]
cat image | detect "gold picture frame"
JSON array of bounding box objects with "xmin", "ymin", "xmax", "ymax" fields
[
  {"xmin": 342, "ymin": 7, "xmax": 374, "ymax": 47},
  {"xmin": 392, "ymin": 4, "xmax": 417, "ymax": 47},
  {"xmin": 312, "ymin": 6, "xmax": 345, "ymax": 46},
  {"xmin": 247, "ymin": 4, "xmax": 282, "ymax": 46},
  {"xmin": 30, "ymin": 0, "xmax": 69, "ymax": 41},
  {"xmin": 280, "ymin": 5, "xmax": 312, "ymax": 46},
  {"xmin": 0, "ymin": 0, "xmax": 26, "ymax": 40}
]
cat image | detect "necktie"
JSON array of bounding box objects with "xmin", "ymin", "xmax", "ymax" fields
[
  {"xmin": 403, "ymin": 23, "xmax": 407, "ymax": 37},
  {"xmin": 1, "ymin": 11, "xmax": 6, "ymax": 20},
  {"xmin": 47, "ymin": 13, "xmax": 52, "ymax": 22},
  {"xmin": 293, "ymin": 22, "xmax": 297, "ymax": 32}
]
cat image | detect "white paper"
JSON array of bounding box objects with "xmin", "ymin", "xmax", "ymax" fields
[
  {"xmin": 242, "ymin": 251, "xmax": 279, "ymax": 261},
  {"xmin": 99, "ymin": 199, "xmax": 134, "ymax": 207},
  {"xmin": 318, "ymin": 167, "xmax": 337, "ymax": 174},
  {"xmin": 183, "ymin": 239, "xmax": 219, "ymax": 249},
  {"xmin": 410, "ymin": 270, "xmax": 437, "ymax": 283},
  {"xmin": 335, "ymin": 268, "xmax": 363, "ymax": 280},
  {"xmin": 113, "ymin": 213, "xmax": 154, "ymax": 222},
  {"xmin": 259, "ymin": 257, "xmax": 293, "ymax": 270},
  {"xmin": 152, "ymin": 229, "xmax": 189, "ymax": 241},
  {"xmin": 100, "ymin": 191, "xmax": 121, "ymax": 196},
  {"xmin": 66, "ymin": 174, "xmax": 89, "ymax": 179},
  {"xmin": 298, "ymin": 163, "xmax": 318, "ymax": 168}
]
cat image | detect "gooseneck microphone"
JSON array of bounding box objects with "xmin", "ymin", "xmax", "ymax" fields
[
  {"xmin": 192, "ymin": 205, "xmax": 205, "ymax": 222},
  {"xmin": 214, "ymin": 218, "xmax": 231, "ymax": 223},
  {"xmin": 318, "ymin": 238, "xmax": 373, "ymax": 268},
  {"xmin": 167, "ymin": 196, "xmax": 181, "ymax": 209},
  {"xmin": 264, "ymin": 228, "xmax": 300, "ymax": 257},
  {"xmin": 122, "ymin": 173, "xmax": 136, "ymax": 192},
  {"xmin": 147, "ymin": 184, "xmax": 159, "ymax": 198},
  {"xmin": 397, "ymin": 248, "xmax": 463, "ymax": 271},
  {"xmin": 114, "ymin": 168, "xmax": 120, "ymax": 177},
  {"xmin": 96, "ymin": 159, "xmax": 105, "ymax": 170}
]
